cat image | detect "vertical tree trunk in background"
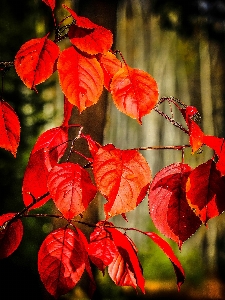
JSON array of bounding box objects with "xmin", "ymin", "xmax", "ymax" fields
[
  {"xmin": 66, "ymin": 2, "xmax": 118, "ymax": 298},
  {"xmin": 67, "ymin": 0, "xmax": 118, "ymax": 234}
]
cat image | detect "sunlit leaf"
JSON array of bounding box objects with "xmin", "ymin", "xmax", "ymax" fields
[
  {"xmin": 64, "ymin": 5, "xmax": 113, "ymax": 55},
  {"xmin": 98, "ymin": 51, "xmax": 123, "ymax": 91},
  {"xmin": 38, "ymin": 228, "xmax": 85, "ymax": 298},
  {"xmin": 0, "ymin": 100, "xmax": 20, "ymax": 157},
  {"xmin": 149, "ymin": 163, "xmax": 201, "ymax": 248},
  {"xmin": 58, "ymin": 46, "xmax": 104, "ymax": 112},
  {"xmin": 93, "ymin": 144, "xmax": 151, "ymax": 219},
  {"xmin": 186, "ymin": 159, "xmax": 225, "ymax": 224},
  {"xmin": 107, "ymin": 226, "xmax": 145, "ymax": 293},
  {"xmin": 15, "ymin": 34, "xmax": 60, "ymax": 91},
  {"xmin": 0, "ymin": 213, "xmax": 23, "ymax": 259},
  {"xmin": 31, "ymin": 126, "xmax": 68, "ymax": 160},
  {"xmin": 110, "ymin": 66, "xmax": 159, "ymax": 123},
  {"xmin": 181, "ymin": 106, "xmax": 204, "ymax": 153},
  {"xmin": 48, "ymin": 162, "xmax": 97, "ymax": 220}
]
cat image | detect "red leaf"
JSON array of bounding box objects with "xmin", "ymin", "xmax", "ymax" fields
[
  {"xmin": 204, "ymin": 135, "xmax": 225, "ymax": 175},
  {"xmin": 57, "ymin": 46, "xmax": 104, "ymax": 112},
  {"xmin": 64, "ymin": 5, "xmax": 113, "ymax": 55},
  {"xmin": 81, "ymin": 133, "xmax": 101, "ymax": 158},
  {"xmin": 181, "ymin": 106, "xmax": 204, "ymax": 153},
  {"xmin": 98, "ymin": 51, "xmax": 123, "ymax": 91},
  {"xmin": 22, "ymin": 150, "xmax": 51, "ymax": 208},
  {"xmin": 31, "ymin": 126, "xmax": 68, "ymax": 160},
  {"xmin": 93, "ymin": 144, "xmax": 151, "ymax": 219},
  {"xmin": 15, "ymin": 34, "xmax": 60, "ymax": 91},
  {"xmin": 62, "ymin": 96, "xmax": 74, "ymax": 126},
  {"xmin": 76, "ymin": 227, "xmax": 96, "ymax": 297},
  {"xmin": 186, "ymin": 159, "xmax": 225, "ymax": 224},
  {"xmin": 48, "ymin": 162, "xmax": 97, "ymax": 220},
  {"xmin": 0, "ymin": 213, "xmax": 23, "ymax": 259},
  {"xmin": 88, "ymin": 222, "xmax": 118, "ymax": 272},
  {"xmin": 189, "ymin": 120, "xmax": 204, "ymax": 153},
  {"xmin": 107, "ymin": 226, "xmax": 145, "ymax": 293},
  {"xmin": 144, "ymin": 232, "xmax": 185, "ymax": 290},
  {"xmin": 149, "ymin": 163, "xmax": 201, "ymax": 248},
  {"xmin": 38, "ymin": 228, "xmax": 85, "ymax": 298},
  {"xmin": 23, "ymin": 127, "xmax": 68, "ymax": 208},
  {"xmin": 110, "ymin": 66, "xmax": 159, "ymax": 123},
  {"xmin": 0, "ymin": 100, "xmax": 20, "ymax": 157},
  {"xmin": 42, "ymin": 0, "xmax": 55, "ymax": 11}
]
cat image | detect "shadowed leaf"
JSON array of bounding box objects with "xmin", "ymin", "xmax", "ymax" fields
[{"xmin": 0, "ymin": 100, "xmax": 20, "ymax": 157}]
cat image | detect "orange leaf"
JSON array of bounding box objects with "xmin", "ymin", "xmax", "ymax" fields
[
  {"xmin": 47, "ymin": 162, "xmax": 97, "ymax": 220},
  {"xmin": 0, "ymin": 100, "xmax": 20, "ymax": 157},
  {"xmin": 98, "ymin": 51, "xmax": 123, "ymax": 90},
  {"xmin": 149, "ymin": 163, "xmax": 201, "ymax": 248},
  {"xmin": 186, "ymin": 159, "xmax": 225, "ymax": 224},
  {"xmin": 64, "ymin": 5, "xmax": 113, "ymax": 55},
  {"xmin": 181, "ymin": 106, "xmax": 204, "ymax": 153},
  {"xmin": 110, "ymin": 66, "xmax": 159, "ymax": 123},
  {"xmin": 93, "ymin": 144, "xmax": 151, "ymax": 219},
  {"xmin": 57, "ymin": 46, "xmax": 104, "ymax": 112},
  {"xmin": 14, "ymin": 34, "xmax": 60, "ymax": 91}
]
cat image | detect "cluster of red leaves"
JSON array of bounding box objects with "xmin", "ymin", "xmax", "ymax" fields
[{"xmin": 0, "ymin": 0, "xmax": 225, "ymax": 298}]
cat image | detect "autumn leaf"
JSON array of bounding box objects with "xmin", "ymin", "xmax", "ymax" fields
[
  {"xmin": 0, "ymin": 213, "xmax": 23, "ymax": 259},
  {"xmin": 149, "ymin": 163, "xmax": 201, "ymax": 248},
  {"xmin": 186, "ymin": 159, "xmax": 225, "ymax": 224},
  {"xmin": 88, "ymin": 222, "xmax": 118, "ymax": 273},
  {"xmin": 31, "ymin": 126, "xmax": 68, "ymax": 161},
  {"xmin": 64, "ymin": 5, "xmax": 113, "ymax": 55},
  {"xmin": 62, "ymin": 96, "xmax": 74, "ymax": 126},
  {"xmin": 23, "ymin": 127, "xmax": 68, "ymax": 208},
  {"xmin": 98, "ymin": 51, "xmax": 123, "ymax": 90},
  {"xmin": 42, "ymin": 0, "xmax": 55, "ymax": 11},
  {"xmin": 110, "ymin": 66, "xmax": 159, "ymax": 123},
  {"xmin": 47, "ymin": 162, "xmax": 97, "ymax": 220},
  {"xmin": 107, "ymin": 226, "xmax": 145, "ymax": 293},
  {"xmin": 81, "ymin": 133, "xmax": 101, "ymax": 159},
  {"xmin": 76, "ymin": 228, "xmax": 96, "ymax": 297},
  {"xmin": 14, "ymin": 34, "xmax": 60, "ymax": 91},
  {"xmin": 144, "ymin": 232, "xmax": 185, "ymax": 290},
  {"xmin": 58, "ymin": 46, "xmax": 104, "ymax": 112},
  {"xmin": 38, "ymin": 228, "xmax": 85, "ymax": 298},
  {"xmin": 22, "ymin": 150, "xmax": 51, "ymax": 208},
  {"xmin": 0, "ymin": 100, "xmax": 20, "ymax": 157},
  {"xmin": 181, "ymin": 106, "xmax": 204, "ymax": 153},
  {"xmin": 93, "ymin": 144, "xmax": 151, "ymax": 219},
  {"xmin": 203, "ymin": 135, "xmax": 225, "ymax": 175}
]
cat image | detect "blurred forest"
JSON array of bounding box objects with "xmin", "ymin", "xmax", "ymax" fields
[{"xmin": 1, "ymin": 0, "xmax": 225, "ymax": 299}]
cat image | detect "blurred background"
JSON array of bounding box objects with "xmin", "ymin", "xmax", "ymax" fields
[{"xmin": 1, "ymin": 0, "xmax": 225, "ymax": 299}]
